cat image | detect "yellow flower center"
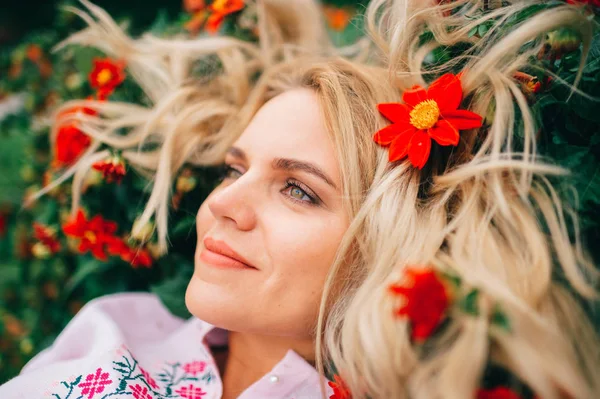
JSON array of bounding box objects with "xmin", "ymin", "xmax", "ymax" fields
[
  {"xmin": 84, "ymin": 230, "xmax": 97, "ymax": 244},
  {"xmin": 409, "ymin": 99, "xmax": 440, "ymax": 130},
  {"xmin": 97, "ymin": 69, "xmax": 113, "ymax": 85}
]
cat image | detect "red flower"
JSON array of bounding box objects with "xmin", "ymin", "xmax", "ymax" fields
[
  {"xmin": 477, "ymin": 387, "xmax": 523, "ymax": 399},
  {"xmin": 78, "ymin": 367, "xmax": 113, "ymax": 399},
  {"xmin": 33, "ymin": 222, "xmax": 61, "ymax": 254},
  {"xmin": 374, "ymin": 73, "xmax": 483, "ymax": 169},
  {"xmin": 323, "ymin": 6, "xmax": 353, "ymax": 32},
  {"xmin": 89, "ymin": 58, "xmax": 126, "ymax": 99},
  {"xmin": 183, "ymin": 361, "xmax": 207, "ymax": 375},
  {"xmin": 107, "ymin": 238, "xmax": 153, "ymax": 268},
  {"xmin": 62, "ymin": 210, "xmax": 118, "ymax": 261},
  {"xmin": 566, "ymin": 0, "xmax": 600, "ymax": 7},
  {"xmin": 328, "ymin": 374, "xmax": 352, "ymax": 399},
  {"xmin": 206, "ymin": 0, "xmax": 245, "ymax": 33},
  {"xmin": 0, "ymin": 213, "xmax": 7, "ymax": 238},
  {"xmin": 129, "ymin": 384, "xmax": 154, "ymax": 399},
  {"xmin": 53, "ymin": 103, "xmax": 97, "ymax": 167},
  {"xmin": 92, "ymin": 156, "xmax": 126, "ymax": 184},
  {"xmin": 139, "ymin": 367, "xmax": 159, "ymax": 390},
  {"xmin": 389, "ymin": 267, "xmax": 450, "ymax": 341},
  {"xmin": 184, "ymin": 0, "xmax": 206, "ymax": 13},
  {"xmin": 175, "ymin": 384, "xmax": 207, "ymax": 399},
  {"xmin": 513, "ymin": 71, "xmax": 541, "ymax": 99}
]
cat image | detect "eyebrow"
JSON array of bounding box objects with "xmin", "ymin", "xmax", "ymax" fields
[{"xmin": 227, "ymin": 147, "xmax": 338, "ymax": 190}]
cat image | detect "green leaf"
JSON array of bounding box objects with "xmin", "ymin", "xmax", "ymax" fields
[
  {"xmin": 468, "ymin": 26, "xmax": 479, "ymax": 38},
  {"xmin": 491, "ymin": 306, "xmax": 511, "ymax": 332},
  {"xmin": 477, "ymin": 23, "xmax": 490, "ymax": 37},
  {"xmin": 170, "ymin": 217, "xmax": 196, "ymax": 239},
  {"xmin": 150, "ymin": 268, "xmax": 192, "ymax": 319},
  {"xmin": 458, "ymin": 289, "xmax": 480, "ymax": 316},
  {"xmin": 64, "ymin": 258, "xmax": 113, "ymax": 297}
]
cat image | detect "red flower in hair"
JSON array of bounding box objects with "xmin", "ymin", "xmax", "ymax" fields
[
  {"xmin": 62, "ymin": 210, "xmax": 118, "ymax": 261},
  {"xmin": 566, "ymin": 0, "xmax": 600, "ymax": 7},
  {"xmin": 477, "ymin": 387, "xmax": 523, "ymax": 399},
  {"xmin": 374, "ymin": 73, "xmax": 483, "ymax": 169},
  {"xmin": 89, "ymin": 58, "xmax": 126, "ymax": 99},
  {"xmin": 328, "ymin": 374, "xmax": 351, "ymax": 399},
  {"xmin": 389, "ymin": 267, "xmax": 449, "ymax": 341}
]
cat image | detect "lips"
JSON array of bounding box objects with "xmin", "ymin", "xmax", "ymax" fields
[{"xmin": 201, "ymin": 237, "xmax": 256, "ymax": 269}]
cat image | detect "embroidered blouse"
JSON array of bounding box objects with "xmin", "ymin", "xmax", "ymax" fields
[{"xmin": 0, "ymin": 293, "xmax": 332, "ymax": 399}]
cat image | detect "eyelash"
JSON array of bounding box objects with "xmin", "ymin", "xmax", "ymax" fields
[{"xmin": 217, "ymin": 164, "xmax": 319, "ymax": 206}]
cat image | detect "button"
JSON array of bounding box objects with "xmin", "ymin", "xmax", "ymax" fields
[{"xmin": 269, "ymin": 375, "xmax": 279, "ymax": 383}]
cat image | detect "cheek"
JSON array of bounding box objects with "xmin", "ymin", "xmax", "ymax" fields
[
  {"xmin": 257, "ymin": 212, "xmax": 347, "ymax": 333},
  {"xmin": 195, "ymin": 199, "xmax": 213, "ymax": 243}
]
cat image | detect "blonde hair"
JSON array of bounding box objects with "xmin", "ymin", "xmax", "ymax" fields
[{"xmin": 39, "ymin": 0, "xmax": 600, "ymax": 398}]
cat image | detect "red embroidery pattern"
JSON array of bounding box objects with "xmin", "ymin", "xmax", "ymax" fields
[
  {"xmin": 130, "ymin": 383, "xmax": 155, "ymax": 399},
  {"xmin": 175, "ymin": 384, "xmax": 207, "ymax": 399},
  {"xmin": 49, "ymin": 349, "xmax": 216, "ymax": 399},
  {"xmin": 182, "ymin": 361, "xmax": 207, "ymax": 376},
  {"xmin": 140, "ymin": 366, "xmax": 159, "ymax": 390},
  {"xmin": 78, "ymin": 368, "xmax": 113, "ymax": 398}
]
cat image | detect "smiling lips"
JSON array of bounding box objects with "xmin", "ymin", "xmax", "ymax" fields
[{"xmin": 201, "ymin": 237, "xmax": 256, "ymax": 270}]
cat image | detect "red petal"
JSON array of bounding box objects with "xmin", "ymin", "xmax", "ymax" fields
[
  {"xmin": 407, "ymin": 131, "xmax": 431, "ymax": 169},
  {"xmin": 429, "ymin": 120, "xmax": 459, "ymax": 146},
  {"xmin": 373, "ymin": 124, "xmax": 403, "ymax": 145},
  {"xmin": 427, "ymin": 73, "xmax": 463, "ymax": 113},
  {"xmin": 377, "ymin": 103, "xmax": 411, "ymax": 124},
  {"xmin": 441, "ymin": 109, "xmax": 483, "ymax": 130},
  {"xmin": 92, "ymin": 245, "xmax": 108, "ymax": 261},
  {"xmin": 402, "ymin": 85, "xmax": 427, "ymax": 107},
  {"xmin": 205, "ymin": 13, "xmax": 225, "ymax": 33},
  {"xmin": 388, "ymin": 127, "xmax": 416, "ymax": 162},
  {"xmin": 412, "ymin": 322, "xmax": 436, "ymax": 341}
]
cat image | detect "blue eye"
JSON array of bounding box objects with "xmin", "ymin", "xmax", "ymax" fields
[{"xmin": 283, "ymin": 180, "xmax": 318, "ymax": 206}]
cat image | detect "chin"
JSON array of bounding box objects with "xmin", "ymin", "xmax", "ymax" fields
[{"xmin": 185, "ymin": 273, "xmax": 251, "ymax": 332}]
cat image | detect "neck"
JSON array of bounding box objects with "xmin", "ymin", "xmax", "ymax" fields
[{"xmin": 220, "ymin": 331, "xmax": 315, "ymax": 399}]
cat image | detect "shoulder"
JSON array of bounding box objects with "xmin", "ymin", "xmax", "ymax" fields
[{"xmin": 0, "ymin": 293, "xmax": 215, "ymax": 399}]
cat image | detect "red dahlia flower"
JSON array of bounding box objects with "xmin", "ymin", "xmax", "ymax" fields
[
  {"xmin": 477, "ymin": 387, "xmax": 523, "ymax": 399},
  {"xmin": 107, "ymin": 238, "xmax": 153, "ymax": 268},
  {"xmin": 33, "ymin": 223, "xmax": 61, "ymax": 254},
  {"xmin": 567, "ymin": 0, "xmax": 600, "ymax": 7},
  {"xmin": 53, "ymin": 103, "xmax": 96, "ymax": 167},
  {"xmin": 374, "ymin": 73, "xmax": 483, "ymax": 169},
  {"xmin": 206, "ymin": 0, "xmax": 245, "ymax": 33},
  {"xmin": 62, "ymin": 210, "xmax": 118, "ymax": 261},
  {"xmin": 92, "ymin": 156, "xmax": 126, "ymax": 184},
  {"xmin": 89, "ymin": 58, "xmax": 126, "ymax": 99},
  {"xmin": 328, "ymin": 374, "xmax": 351, "ymax": 399},
  {"xmin": 389, "ymin": 267, "xmax": 450, "ymax": 341}
]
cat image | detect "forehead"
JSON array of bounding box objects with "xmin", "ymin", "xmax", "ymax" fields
[{"xmin": 234, "ymin": 88, "xmax": 340, "ymax": 182}]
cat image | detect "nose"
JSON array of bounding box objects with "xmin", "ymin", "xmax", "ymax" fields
[{"xmin": 206, "ymin": 177, "xmax": 257, "ymax": 231}]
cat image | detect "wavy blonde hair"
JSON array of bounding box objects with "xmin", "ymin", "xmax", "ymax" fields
[{"xmin": 38, "ymin": 0, "xmax": 599, "ymax": 398}]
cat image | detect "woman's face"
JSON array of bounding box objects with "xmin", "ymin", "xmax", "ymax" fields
[{"xmin": 186, "ymin": 88, "xmax": 348, "ymax": 339}]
